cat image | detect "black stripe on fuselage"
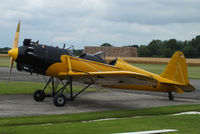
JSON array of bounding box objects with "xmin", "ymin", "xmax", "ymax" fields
[{"xmin": 16, "ymin": 41, "xmax": 67, "ymax": 75}]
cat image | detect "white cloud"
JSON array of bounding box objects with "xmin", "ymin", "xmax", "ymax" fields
[
  {"xmin": 102, "ymin": 0, "xmax": 200, "ymax": 24},
  {"xmin": 0, "ymin": 0, "xmax": 200, "ymax": 48}
]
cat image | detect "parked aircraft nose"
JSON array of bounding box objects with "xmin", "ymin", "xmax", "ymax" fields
[{"xmin": 8, "ymin": 48, "xmax": 18, "ymax": 60}]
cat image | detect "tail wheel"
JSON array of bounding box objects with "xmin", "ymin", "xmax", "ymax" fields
[
  {"xmin": 33, "ymin": 89, "xmax": 45, "ymax": 102},
  {"xmin": 168, "ymin": 92, "xmax": 174, "ymax": 101},
  {"xmin": 53, "ymin": 93, "xmax": 66, "ymax": 107}
]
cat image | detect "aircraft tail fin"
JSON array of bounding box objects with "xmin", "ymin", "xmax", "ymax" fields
[{"xmin": 160, "ymin": 51, "xmax": 189, "ymax": 85}]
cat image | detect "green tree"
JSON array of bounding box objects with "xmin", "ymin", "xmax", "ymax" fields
[
  {"xmin": 182, "ymin": 46, "xmax": 198, "ymax": 58},
  {"xmin": 137, "ymin": 35, "xmax": 200, "ymax": 58},
  {"xmin": 190, "ymin": 35, "xmax": 200, "ymax": 57},
  {"xmin": 147, "ymin": 40, "xmax": 162, "ymax": 57},
  {"xmin": 165, "ymin": 39, "xmax": 182, "ymax": 50},
  {"xmin": 73, "ymin": 49, "xmax": 83, "ymax": 56},
  {"xmin": 101, "ymin": 43, "xmax": 112, "ymax": 47},
  {"xmin": 161, "ymin": 48, "xmax": 173, "ymax": 58},
  {"xmin": 0, "ymin": 47, "xmax": 10, "ymax": 54},
  {"xmin": 138, "ymin": 45, "xmax": 150, "ymax": 57}
]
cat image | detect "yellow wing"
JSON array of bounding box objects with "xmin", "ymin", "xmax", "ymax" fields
[
  {"xmin": 56, "ymin": 55, "xmax": 158, "ymax": 86},
  {"xmin": 59, "ymin": 71, "xmax": 158, "ymax": 86}
]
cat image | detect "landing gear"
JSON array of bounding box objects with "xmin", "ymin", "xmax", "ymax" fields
[
  {"xmin": 33, "ymin": 89, "xmax": 45, "ymax": 101},
  {"xmin": 53, "ymin": 93, "xmax": 66, "ymax": 107},
  {"xmin": 33, "ymin": 76, "xmax": 92, "ymax": 107},
  {"xmin": 52, "ymin": 77, "xmax": 92, "ymax": 107},
  {"xmin": 33, "ymin": 77, "xmax": 55, "ymax": 102},
  {"xmin": 168, "ymin": 92, "xmax": 174, "ymax": 101}
]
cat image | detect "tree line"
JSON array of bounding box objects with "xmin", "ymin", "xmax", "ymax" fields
[
  {"xmin": 0, "ymin": 47, "xmax": 10, "ymax": 54},
  {"xmin": 138, "ymin": 35, "xmax": 200, "ymax": 58}
]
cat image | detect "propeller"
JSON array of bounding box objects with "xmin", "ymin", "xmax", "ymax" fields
[{"xmin": 8, "ymin": 21, "xmax": 20, "ymax": 81}]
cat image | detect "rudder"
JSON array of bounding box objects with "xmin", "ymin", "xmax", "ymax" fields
[{"xmin": 160, "ymin": 51, "xmax": 189, "ymax": 85}]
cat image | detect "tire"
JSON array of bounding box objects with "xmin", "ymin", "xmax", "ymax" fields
[
  {"xmin": 168, "ymin": 93, "xmax": 174, "ymax": 101},
  {"xmin": 33, "ymin": 89, "xmax": 45, "ymax": 102},
  {"xmin": 53, "ymin": 93, "xmax": 66, "ymax": 107}
]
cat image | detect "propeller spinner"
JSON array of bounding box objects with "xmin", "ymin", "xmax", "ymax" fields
[{"xmin": 8, "ymin": 21, "xmax": 20, "ymax": 80}]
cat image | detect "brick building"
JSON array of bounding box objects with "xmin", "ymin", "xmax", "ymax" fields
[{"xmin": 83, "ymin": 46, "xmax": 138, "ymax": 57}]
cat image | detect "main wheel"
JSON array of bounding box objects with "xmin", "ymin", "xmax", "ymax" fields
[
  {"xmin": 33, "ymin": 89, "xmax": 45, "ymax": 102},
  {"xmin": 53, "ymin": 93, "xmax": 66, "ymax": 107},
  {"xmin": 168, "ymin": 92, "xmax": 174, "ymax": 101}
]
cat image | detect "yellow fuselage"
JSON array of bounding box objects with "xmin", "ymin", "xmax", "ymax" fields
[{"xmin": 46, "ymin": 55, "xmax": 180, "ymax": 93}]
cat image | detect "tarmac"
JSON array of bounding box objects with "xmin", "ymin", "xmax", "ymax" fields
[{"xmin": 0, "ymin": 67, "xmax": 199, "ymax": 117}]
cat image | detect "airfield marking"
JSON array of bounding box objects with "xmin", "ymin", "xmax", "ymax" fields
[{"xmin": 112, "ymin": 129, "xmax": 178, "ymax": 134}]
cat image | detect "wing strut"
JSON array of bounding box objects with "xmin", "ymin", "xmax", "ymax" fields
[
  {"xmin": 67, "ymin": 56, "xmax": 72, "ymax": 72},
  {"xmin": 52, "ymin": 76, "xmax": 92, "ymax": 106}
]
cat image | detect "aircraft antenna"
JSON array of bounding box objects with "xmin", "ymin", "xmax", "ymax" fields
[{"xmin": 63, "ymin": 44, "xmax": 66, "ymax": 49}]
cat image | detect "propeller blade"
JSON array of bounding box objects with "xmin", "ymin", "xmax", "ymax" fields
[
  {"xmin": 8, "ymin": 21, "xmax": 20, "ymax": 81},
  {"xmin": 8, "ymin": 57, "xmax": 14, "ymax": 81},
  {"xmin": 12, "ymin": 21, "xmax": 20, "ymax": 48}
]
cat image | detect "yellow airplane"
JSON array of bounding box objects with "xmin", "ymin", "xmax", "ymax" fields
[{"xmin": 8, "ymin": 22, "xmax": 195, "ymax": 106}]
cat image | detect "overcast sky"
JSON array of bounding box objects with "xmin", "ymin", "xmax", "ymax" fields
[{"xmin": 1, "ymin": 0, "xmax": 200, "ymax": 49}]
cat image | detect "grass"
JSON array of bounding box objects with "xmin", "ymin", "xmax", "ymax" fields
[
  {"xmin": 131, "ymin": 63, "xmax": 166, "ymax": 74},
  {"xmin": 0, "ymin": 81, "xmax": 104, "ymax": 95},
  {"xmin": 0, "ymin": 57, "xmax": 11, "ymax": 67},
  {"xmin": 132, "ymin": 63, "xmax": 200, "ymax": 79},
  {"xmin": 0, "ymin": 81, "xmax": 45, "ymax": 94},
  {"xmin": 187, "ymin": 66, "xmax": 200, "ymax": 79},
  {"xmin": 0, "ymin": 56, "xmax": 16, "ymax": 67},
  {"xmin": 0, "ymin": 115, "xmax": 197, "ymax": 134},
  {"xmin": 0, "ymin": 104, "xmax": 199, "ymax": 133}
]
